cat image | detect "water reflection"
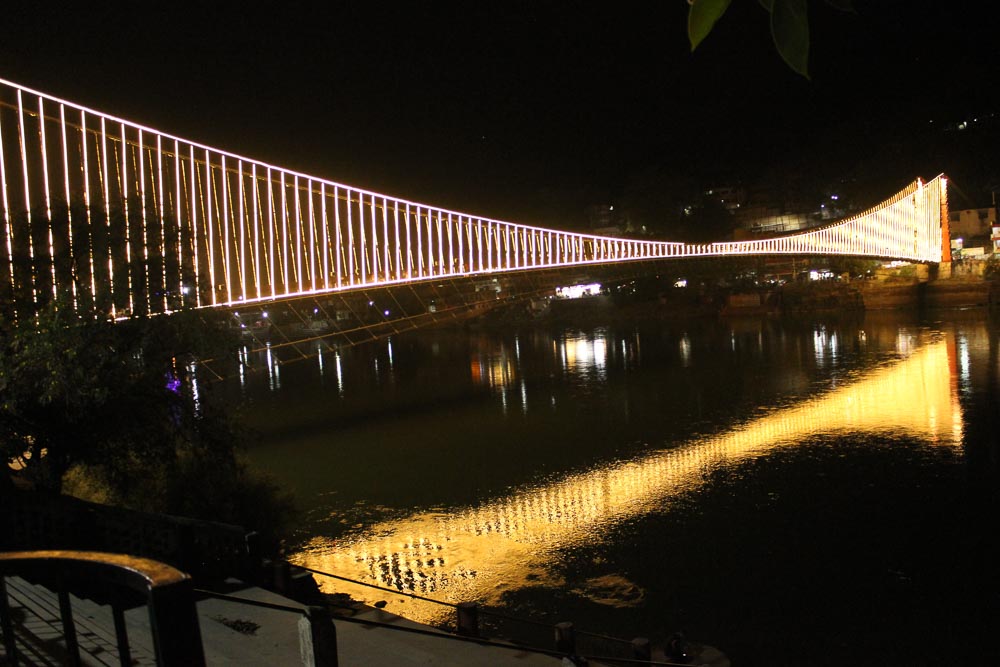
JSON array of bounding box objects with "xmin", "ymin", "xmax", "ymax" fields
[
  {"xmin": 559, "ymin": 331, "xmax": 609, "ymax": 380},
  {"xmin": 335, "ymin": 352, "xmax": 344, "ymax": 395},
  {"xmin": 292, "ymin": 334, "xmax": 962, "ymax": 623},
  {"xmin": 265, "ymin": 342, "xmax": 281, "ymax": 391},
  {"xmin": 813, "ymin": 326, "xmax": 841, "ymax": 366},
  {"xmin": 470, "ymin": 346, "xmax": 517, "ymax": 389}
]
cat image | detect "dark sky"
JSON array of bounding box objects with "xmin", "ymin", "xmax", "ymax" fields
[{"xmin": 2, "ymin": 2, "xmax": 997, "ymax": 226}]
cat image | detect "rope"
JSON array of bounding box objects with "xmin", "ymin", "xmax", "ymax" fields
[
  {"xmin": 188, "ymin": 585, "xmax": 696, "ymax": 667},
  {"xmin": 192, "ymin": 589, "xmax": 304, "ymax": 614},
  {"xmin": 295, "ymin": 564, "xmax": 455, "ymax": 608},
  {"xmin": 293, "ymin": 562, "xmax": 657, "ymax": 646},
  {"xmin": 194, "ymin": 279, "xmax": 547, "ymax": 382}
]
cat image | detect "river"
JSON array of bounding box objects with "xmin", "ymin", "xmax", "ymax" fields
[{"xmin": 235, "ymin": 309, "xmax": 999, "ymax": 666}]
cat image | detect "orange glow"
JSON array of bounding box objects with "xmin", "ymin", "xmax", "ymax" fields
[{"xmin": 292, "ymin": 335, "xmax": 962, "ymax": 625}]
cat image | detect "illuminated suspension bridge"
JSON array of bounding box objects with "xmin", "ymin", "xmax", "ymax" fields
[{"xmin": 0, "ymin": 77, "xmax": 950, "ymax": 319}]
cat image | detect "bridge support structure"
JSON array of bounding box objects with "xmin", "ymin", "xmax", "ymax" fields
[{"xmin": 0, "ymin": 76, "xmax": 948, "ymax": 320}]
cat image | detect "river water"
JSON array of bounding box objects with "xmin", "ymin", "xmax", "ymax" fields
[{"xmin": 236, "ymin": 310, "xmax": 999, "ymax": 666}]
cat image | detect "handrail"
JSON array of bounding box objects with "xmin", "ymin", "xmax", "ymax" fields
[
  {"xmin": 195, "ymin": 586, "xmax": 693, "ymax": 667},
  {"xmin": 190, "ymin": 588, "xmax": 337, "ymax": 666},
  {"xmin": 295, "ymin": 560, "xmax": 671, "ymax": 662},
  {"xmin": 295, "ymin": 562, "xmax": 454, "ymax": 608},
  {"xmin": 298, "ymin": 560, "xmax": 640, "ymax": 639},
  {"xmin": 0, "ymin": 550, "xmax": 205, "ymax": 666},
  {"xmin": 0, "ymin": 489, "xmax": 254, "ymax": 582},
  {"xmin": 0, "ymin": 549, "xmax": 693, "ymax": 666}
]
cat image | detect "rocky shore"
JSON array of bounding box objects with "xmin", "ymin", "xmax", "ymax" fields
[{"xmin": 472, "ymin": 273, "xmax": 998, "ymax": 329}]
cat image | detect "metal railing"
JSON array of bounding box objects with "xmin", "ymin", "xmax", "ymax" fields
[
  {"xmin": 293, "ymin": 561, "xmax": 697, "ymax": 666},
  {"xmin": 0, "ymin": 488, "xmax": 255, "ymax": 583},
  {"xmin": 193, "ymin": 585, "xmax": 697, "ymax": 667},
  {"xmin": 0, "ymin": 549, "xmax": 205, "ymax": 666},
  {"xmin": 0, "ymin": 549, "xmax": 702, "ymax": 666}
]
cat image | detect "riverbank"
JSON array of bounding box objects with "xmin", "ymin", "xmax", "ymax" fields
[
  {"xmin": 482, "ymin": 274, "xmax": 999, "ymax": 327},
  {"xmin": 780, "ymin": 275, "xmax": 997, "ymax": 313}
]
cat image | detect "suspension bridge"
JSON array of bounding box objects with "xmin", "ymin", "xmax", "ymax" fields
[{"xmin": 0, "ymin": 76, "xmax": 950, "ymax": 321}]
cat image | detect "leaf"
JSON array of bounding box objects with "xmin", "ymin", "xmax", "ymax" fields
[
  {"xmin": 770, "ymin": 0, "xmax": 810, "ymax": 78},
  {"xmin": 758, "ymin": 0, "xmax": 774, "ymax": 11},
  {"xmin": 688, "ymin": 0, "xmax": 732, "ymax": 51},
  {"xmin": 824, "ymin": 0, "xmax": 855, "ymax": 12}
]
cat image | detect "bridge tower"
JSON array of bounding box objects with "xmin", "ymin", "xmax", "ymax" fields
[{"xmin": 939, "ymin": 176, "xmax": 951, "ymax": 277}]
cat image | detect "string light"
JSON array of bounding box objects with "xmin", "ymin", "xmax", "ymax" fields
[{"xmin": 0, "ymin": 76, "xmax": 946, "ymax": 319}]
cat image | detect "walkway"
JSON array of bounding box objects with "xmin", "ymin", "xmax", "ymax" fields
[{"xmin": 1, "ymin": 575, "xmax": 567, "ymax": 665}]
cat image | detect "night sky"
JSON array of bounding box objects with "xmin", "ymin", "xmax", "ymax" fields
[{"xmin": 2, "ymin": 2, "xmax": 998, "ymax": 228}]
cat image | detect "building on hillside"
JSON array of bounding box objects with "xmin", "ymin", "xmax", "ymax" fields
[
  {"xmin": 948, "ymin": 207, "xmax": 997, "ymax": 257},
  {"xmin": 949, "ymin": 207, "xmax": 997, "ymax": 238},
  {"xmin": 585, "ymin": 204, "xmax": 623, "ymax": 236},
  {"xmin": 703, "ymin": 185, "xmax": 746, "ymax": 213}
]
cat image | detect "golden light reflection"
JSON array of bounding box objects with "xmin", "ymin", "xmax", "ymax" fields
[
  {"xmin": 560, "ymin": 332, "xmax": 608, "ymax": 377},
  {"xmin": 470, "ymin": 352, "xmax": 517, "ymax": 389},
  {"xmin": 471, "ymin": 332, "xmax": 612, "ymax": 391},
  {"xmin": 292, "ymin": 336, "xmax": 963, "ymax": 625}
]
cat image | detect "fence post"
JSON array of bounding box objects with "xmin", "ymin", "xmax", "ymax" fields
[
  {"xmin": 1, "ymin": 577, "xmax": 18, "ymax": 665},
  {"xmin": 243, "ymin": 532, "xmax": 262, "ymax": 583},
  {"xmin": 147, "ymin": 577, "xmax": 206, "ymax": 666},
  {"xmin": 298, "ymin": 605, "xmax": 338, "ymax": 667},
  {"xmin": 456, "ymin": 602, "xmax": 479, "ymax": 637},
  {"xmin": 112, "ymin": 605, "xmax": 132, "ymax": 666},
  {"xmin": 273, "ymin": 560, "xmax": 291, "ymax": 594},
  {"xmin": 554, "ymin": 621, "xmax": 575, "ymax": 655},
  {"xmin": 57, "ymin": 589, "xmax": 81, "ymax": 666},
  {"xmin": 632, "ymin": 636, "xmax": 651, "ymax": 662}
]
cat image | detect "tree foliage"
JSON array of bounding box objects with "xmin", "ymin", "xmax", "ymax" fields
[
  {"xmin": 687, "ymin": 0, "xmax": 854, "ymax": 79},
  {"xmin": 0, "ymin": 305, "xmax": 293, "ymax": 551},
  {"xmin": 620, "ymin": 167, "xmax": 736, "ymax": 242}
]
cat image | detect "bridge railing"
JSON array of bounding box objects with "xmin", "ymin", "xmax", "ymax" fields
[{"xmin": 0, "ymin": 76, "xmax": 946, "ymax": 321}]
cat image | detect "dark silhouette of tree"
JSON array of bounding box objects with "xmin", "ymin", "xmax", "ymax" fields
[{"xmin": 0, "ymin": 304, "xmax": 293, "ymax": 550}]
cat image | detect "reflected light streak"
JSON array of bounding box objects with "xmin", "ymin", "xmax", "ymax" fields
[
  {"xmin": 187, "ymin": 362, "xmax": 201, "ymax": 415},
  {"xmin": 266, "ymin": 342, "xmax": 279, "ymax": 392},
  {"xmin": 293, "ymin": 337, "xmax": 962, "ymax": 624},
  {"xmin": 559, "ymin": 332, "xmax": 608, "ymax": 377},
  {"xmin": 238, "ymin": 345, "xmax": 249, "ymax": 388},
  {"xmin": 679, "ymin": 334, "xmax": 691, "ymax": 367},
  {"xmin": 335, "ymin": 352, "xmax": 344, "ymax": 395},
  {"xmin": 471, "ymin": 352, "xmax": 516, "ymax": 390},
  {"xmin": 958, "ymin": 335, "xmax": 971, "ymax": 391}
]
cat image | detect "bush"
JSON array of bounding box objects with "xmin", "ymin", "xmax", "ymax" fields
[
  {"xmin": 984, "ymin": 255, "xmax": 1000, "ymax": 281},
  {"xmin": 2, "ymin": 303, "xmax": 296, "ymax": 556}
]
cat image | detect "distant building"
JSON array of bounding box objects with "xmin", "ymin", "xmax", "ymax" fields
[
  {"xmin": 733, "ymin": 187, "xmax": 847, "ymax": 237},
  {"xmin": 947, "ymin": 207, "xmax": 997, "ymax": 258},
  {"xmin": 949, "ymin": 207, "xmax": 997, "ymax": 240},
  {"xmin": 585, "ymin": 204, "xmax": 623, "ymax": 236},
  {"xmin": 703, "ymin": 185, "xmax": 746, "ymax": 213}
]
